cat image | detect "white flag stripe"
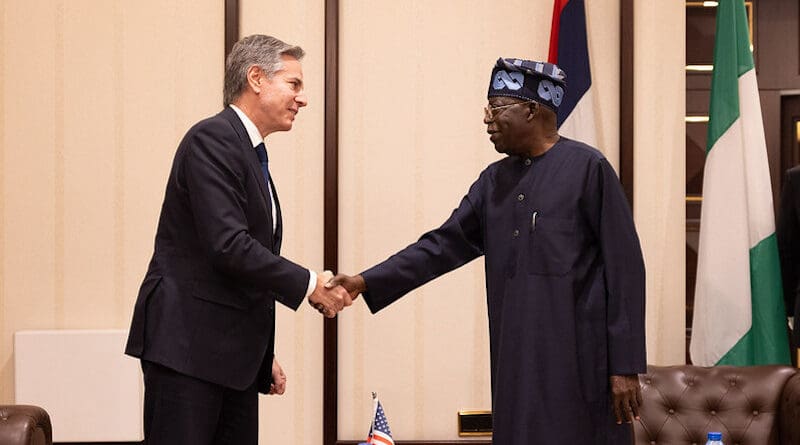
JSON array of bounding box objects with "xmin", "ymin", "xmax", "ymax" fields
[
  {"xmin": 739, "ymin": 70, "xmax": 776, "ymax": 244},
  {"xmin": 690, "ymin": 117, "xmax": 752, "ymax": 366},
  {"xmin": 371, "ymin": 431, "xmax": 394, "ymax": 445},
  {"xmin": 558, "ymin": 87, "xmax": 597, "ymax": 149}
]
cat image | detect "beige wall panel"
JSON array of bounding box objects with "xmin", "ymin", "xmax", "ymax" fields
[
  {"xmin": 0, "ymin": 0, "xmax": 5, "ymax": 400},
  {"xmin": 0, "ymin": 0, "xmax": 222, "ymax": 407},
  {"xmin": 2, "ymin": 0, "xmax": 60, "ymax": 402},
  {"xmin": 240, "ymin": 1, "xmax": 326, "ymax": 444},
  {"xmin": 121, "ymin": 0, "xmax": 224, "ymax": 321},
  {"xmin": 586, "ymin": 0, "xmax": 620, "ymax": 170},
  {"xmin": 633, "ymin": 1, "xmax": 686, "ymax": 365},
  {"xmin": 61, "ymin": 1, "xmax": 118, "ymax": 327},
  {"xmin": 121, "ymin": 0, "xmax": 224, "ymax": 315},
  {"xmin": 339, "ymin": 0, "xmax": 620, "ymax": 440}
]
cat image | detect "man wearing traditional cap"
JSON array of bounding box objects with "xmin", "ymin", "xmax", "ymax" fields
[{"xmin": 328, "ymin": 58, "xmax": 646, "ymax": 443}]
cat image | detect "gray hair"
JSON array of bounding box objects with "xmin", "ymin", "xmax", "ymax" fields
[{"xmin": 223, "ymin": 34, "xmax": 305, "ymax": 106}]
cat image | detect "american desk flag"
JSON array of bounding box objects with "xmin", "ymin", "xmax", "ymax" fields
[{"xmin": 365, "ymin": 396, "xmax": 394, "ymax": 445}]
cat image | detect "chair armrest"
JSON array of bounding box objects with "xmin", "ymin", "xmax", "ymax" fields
[
  {"xmin": 0, "ymin": 405, "xmax": 52, "ymax": 445},
  {"xmin": 780, "ymin": 372, "xmax": 800, "ymax": 445}
]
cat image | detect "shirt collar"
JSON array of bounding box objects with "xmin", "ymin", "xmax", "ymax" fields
[{"xmin": 229, "ymin": 104, "xmax": 264, "ymax": 148}]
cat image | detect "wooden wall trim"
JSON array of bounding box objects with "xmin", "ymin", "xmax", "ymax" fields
[
  {"xmin": 224, "ymin": 0, "xmax": 238, "ymax": 59},
  {"xmin": 324, "ymin": 0, "xmax": 340, "ymax": 444},
  {"xmin": 620, "ymin": 0, "xmax": 634, "ymax": 207}
]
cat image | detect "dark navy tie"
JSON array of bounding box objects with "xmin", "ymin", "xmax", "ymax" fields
[
  {"xmin": 255, "ymin": 142, "xmax": 275, "ymax": 225},
  {"xmin": 255, "ymin": 142, "xmax": 270, "ymax": 185}
]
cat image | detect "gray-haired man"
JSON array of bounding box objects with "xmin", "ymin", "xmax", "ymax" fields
[{"xmin": 125, "ymin": 34, "xmax": 350, "ymax": 445}]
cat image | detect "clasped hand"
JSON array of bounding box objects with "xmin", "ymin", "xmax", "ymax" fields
[{"xmin": 306, "ymin": 272, "xmax": 366, "ymax": 318}]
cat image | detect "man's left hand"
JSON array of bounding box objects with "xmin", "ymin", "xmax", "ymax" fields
[
  {"xmin": 269, "ymin": 358, "xmax": 287, "ymax": 395},
  {"xmin": 610, "ymin": 374, "xmax": 642, "ymax": 424}
]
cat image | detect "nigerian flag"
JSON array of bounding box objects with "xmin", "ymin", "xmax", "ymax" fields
[{"xmin": 689, "ymin": 0, "xmax": 790, "ymax": 366}]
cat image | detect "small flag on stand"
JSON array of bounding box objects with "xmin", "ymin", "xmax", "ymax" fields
[{"xmin": 364, "ymin": 393, "xmax": 395, "ymax": 445}]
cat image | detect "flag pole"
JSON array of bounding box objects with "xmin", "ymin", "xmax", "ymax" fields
[
  {"xmin": 371, "ymin": 392, "xmax": 379, "ymax": 419},
  {"xmin": 369, "ymin": 392, "xmax": 379, "ymax": 440}
]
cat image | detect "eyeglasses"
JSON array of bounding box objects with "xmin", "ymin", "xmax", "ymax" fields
[{"xmin": 484, "ymin": 100, "xmax": 535, "ymax": 121}]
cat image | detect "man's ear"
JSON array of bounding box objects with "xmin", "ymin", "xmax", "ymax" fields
[
  {"xmin": 246, "ymin": 65, "xmax": 263, "ymax": 94},
  {"xmin": 526, "ymin": 102, "xmax": 539, "ymax": 121}
]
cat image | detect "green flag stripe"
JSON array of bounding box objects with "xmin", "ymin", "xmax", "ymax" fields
[
  {"xmin": 716, "ymin": 234, "xmax": 791, "ymax": 365},
  {"xmin": 732, "ymin": 0, "xmax": 755, "ymax": 75},
  {"xmin": 706, "ymin": 0, "xmax": 755, "ymax": 152}
]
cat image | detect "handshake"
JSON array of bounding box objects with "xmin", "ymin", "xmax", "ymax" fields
[{"xmin": 307, "ymin": 271, "xmax": 366, "ymax": 318}]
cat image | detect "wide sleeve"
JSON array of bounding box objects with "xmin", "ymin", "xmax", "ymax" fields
[
  {"xmin": 777, "ymin": 170, "xmax": 800, "ymax": 318},
  {"xmin": 360, "ymin": 172, "xmax": 487, "ymax": 313},
  {"xmin": 181, "ymin": 122, "xmax": 310, "ymax": 309},
  {"xmin": 582, "ymin": 158, "xmax": 647, "ymax": 375}
]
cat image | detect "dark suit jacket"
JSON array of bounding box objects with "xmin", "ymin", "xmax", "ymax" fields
[
  {"xmin": 778, "ymin": 165, "xmax": 800, "ymax": 349},
  {"xmin": 125, "ymin": 107, "xmax": 309, "ymax": 393}
]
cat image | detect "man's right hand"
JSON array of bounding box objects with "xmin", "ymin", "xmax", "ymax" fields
[
  {"xmin": 308, "ymin": 271, "xmax": 352, "ymax": 318},
  {"xmin": 325, "ymin": 274, "xmax": 366, "ymax": 300}
]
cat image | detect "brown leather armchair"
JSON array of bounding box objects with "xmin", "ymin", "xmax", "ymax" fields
[
  {"xmin": 634, "ymin": 365, "xmax": 800, "ymax": 445},
  {"xmin": 0, "ymin": 405, "xmax": 52, "ymax": 445}
]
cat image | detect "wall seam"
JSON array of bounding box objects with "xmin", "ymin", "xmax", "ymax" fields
[
  {"xmin": 412, "ymin": 0, "xmax": 425, "ymax": 437},
  {"xmin": 54, "ymin": 0, "xmax": 65, "ymax": 327},
  {"xmin": 113, "ymin": 0, "xmax": 125, "ymax": 324},
  {"xmin": 0, "ymin": 0, "xmax": 7, "ymax": 401}
]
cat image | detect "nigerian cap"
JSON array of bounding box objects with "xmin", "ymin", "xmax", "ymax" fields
[{"xmin": 487, "ymin": 58, "xmax": 567, "ymax": 112}]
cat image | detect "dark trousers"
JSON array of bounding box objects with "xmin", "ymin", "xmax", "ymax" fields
[{"xmin": 142, "ymin": 360, "xmax": 258, "ymax": 445}]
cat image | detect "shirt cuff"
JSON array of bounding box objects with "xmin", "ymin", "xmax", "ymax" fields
[{"xmin": 305, "ymin": 270, "xmax": 317, "ymax": 298}]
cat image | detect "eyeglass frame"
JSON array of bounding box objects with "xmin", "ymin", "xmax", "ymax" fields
[{"xmin": 484, "ymin": 100, "xmax": 536, "ymax": 121}]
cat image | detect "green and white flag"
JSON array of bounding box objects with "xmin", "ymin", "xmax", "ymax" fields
[{"xmin": 690, "ymin": 0, "xmax": 790, "ymax": 366}]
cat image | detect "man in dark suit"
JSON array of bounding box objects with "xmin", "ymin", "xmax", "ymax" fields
[
  {"xmin": 777, "ymin": 165, "xmax": 800, "ymax": 364},
  {"xmin": 125, "ymin": 34, "xmax": 351, "ymax": 445}
]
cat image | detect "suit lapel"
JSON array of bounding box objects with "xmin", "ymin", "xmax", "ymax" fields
[
  {"xmin": 270, "ymin": 178, "xmax": 283, "ymax": 254},
  {"xmin": 219, "ymin": 108, "xmax": 276, "ymax": 251}
]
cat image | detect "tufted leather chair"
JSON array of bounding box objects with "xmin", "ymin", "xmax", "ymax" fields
[
  {"xmin": 0, "ymin": 405, "xmax": 52, "ymax": 445},
  {"xmin": 634, "ymin": 365, "xmax": 800, "ymax": 445}
]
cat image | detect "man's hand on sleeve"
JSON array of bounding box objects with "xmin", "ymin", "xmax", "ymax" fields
[
  {"xmin": 610, "ymin": 374, "xmax": 642, "ymax": 424},
  {"xmin": 307, "ymin": 270, "xmax": 352, "ymax": 318}
]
